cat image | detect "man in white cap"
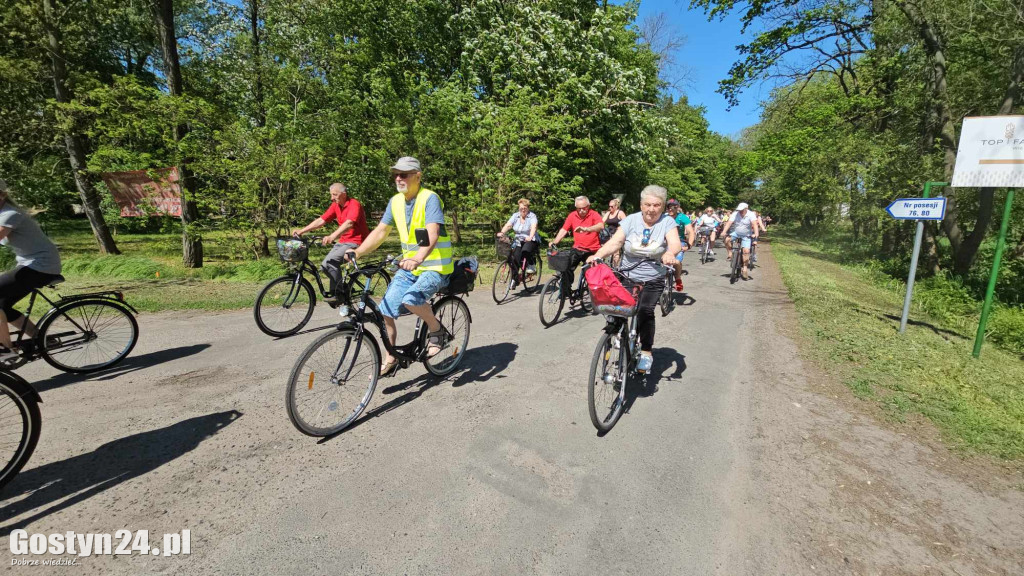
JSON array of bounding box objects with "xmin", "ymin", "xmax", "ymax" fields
[
  {"xmin": 348, "ymin": 157, "xmax": 453, "ymax": 376},
  {"xmin": 720, "ymin": 202, "xmax": 759, "ymax": 280}
]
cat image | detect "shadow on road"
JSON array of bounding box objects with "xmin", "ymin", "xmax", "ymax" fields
[
  {"xmin": 32, "ymin": 344, "xmax": 212, "ymax": 393},
  {"xmin": 0, "ymin": 410, "xmax": 242, "ymax": 535},
  {"xmin": 273, "ymin": 322, "xmax": 337, "ymax": 340},
  {"xmin": 319, "ymin": 343, "xmax": 518, "ymax": 442},
  {"xmin": 597, "ymin": 348, "xmax": 688, "ymax": 437}
]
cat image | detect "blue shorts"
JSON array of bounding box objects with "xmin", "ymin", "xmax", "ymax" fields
[
  {"xmin": 730, "ymin": 234, "xmax": 752, "ymax": 249},
  {"xmin": 379, "ymin": 269, "xmax": 448, "ymax": 319}
]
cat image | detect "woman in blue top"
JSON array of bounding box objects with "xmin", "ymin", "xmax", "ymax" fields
[
  {"xmin": 587, "ymin": 186, "xmax": 683, "ymax": 372},
  {"xmin": 495, "ymin": 198, "xmax": 539, "ymax": 275}
]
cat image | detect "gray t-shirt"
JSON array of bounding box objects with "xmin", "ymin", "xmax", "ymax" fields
[
  {"xmin": 619, "ymin": 212, "xmax": 675, "ymax": 282},
  {"xmin": 729, "ymin": 211, "xmax": 757, "ymax": 237},
  {"xmin": 0, "ymin": 204, "xmax": 61, "ymax": 275}
]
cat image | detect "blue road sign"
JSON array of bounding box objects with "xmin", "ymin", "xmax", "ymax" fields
[{"xmin": 886, "ymin": 198, "xmax": 947, "ymax": 220}]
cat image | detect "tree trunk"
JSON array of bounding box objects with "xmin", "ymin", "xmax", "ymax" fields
[
  {"xmin": 41, "ymin": 0, "xmax": 120, "ymax": 255},
  {"xmin": 151, "ymin": 0, "xmax": 203, "ymax": 267},
  {"xmin": 449, "ymin": 209, "xmax": 462, "ymax": 243}
]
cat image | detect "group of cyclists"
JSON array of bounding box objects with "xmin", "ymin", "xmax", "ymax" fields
[{"xmin": 288, "ymin": 155, "xmax": 768, "ymax": 378}]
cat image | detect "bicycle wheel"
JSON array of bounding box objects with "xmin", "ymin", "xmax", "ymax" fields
[
  {"xmin": 527, "ymin": 258, "xmax": 544, "ymax": 293},
  {"xmin": 424, "ymin": 297, "xmax": 471, "ymax": 376},
  {"xmin": 660, "ymin": 280, "xmax": 675, "ymax": 317},
  {"xmin": 491, "ymin": 262, "xmax": 513, "ymax": 304},
  {"xmin": 588, "ymin": 331, "xmax": 628, "ymax": 432},
  {"xmin": 39, "ymin": 300, "xmax": 139, "ymax": 374},
  {"xmin": 254, "ymin": 275, "xmax": 316, "ymax": 337},
  {"xmin": 701, "ymin": 237, "xmax": 709, "ymax": 264},
  {"xmin": 286, "ymin": 327, "xmax": 380, "ymax": 437},
  {"xmin": 0, "ymin": 372, "xmax": 40, "ymax": 489},
  {"xmin": 730, "ymin": 248, "xmax": 742, "ymax": 284},
  {"xmin": 579, "ymin": 279, "xmax": 593, "ymax": 313},
  {"xmin": 538, "ymin": 277, "xmax": 565, "ymax": 327}
]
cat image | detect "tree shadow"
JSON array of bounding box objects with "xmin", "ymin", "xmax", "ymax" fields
[
  {"xmin": 318, "ymin": 343, "xmax": 518, "ymax": 442},
  {"xmin": 31, "ymin": 344, "xmax": 212, "ymax": 393},
  {"xmin": 0, "ymin": 410, "xmax": 241, "ymax": 535}
]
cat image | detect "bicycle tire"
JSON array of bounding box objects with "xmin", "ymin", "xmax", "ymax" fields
[
  {"xmin": 286, "ymin": 327, "xmax": 380, "ymax": 437},
  {"xmin": 701, "ymin": 237, "xmax": 709, "ymax": 265},
  {"xmin": 491, "ymin": 262, "xmax": 513, "ymax": 304},
  {"xmin": 588, "ymin": 331, "xmax": 627, "ymax": 432},
  {"xmin": 538, "ymin": 277, "xmax": 565, "ymax": 327},
  {"xmin": 579, "ymin": 278, "xmax": 593, "ymax": 313},
  {"xmin": 255, "ymin": 275, "xmax": 316, "ymax": 337},
  {"xmin": 660, "ymin": 279, "xmax": 675, "ymax": 317},
  {"xmin": 730, "ymin": 247, "xmax": 743, "ymax": 284},
  {"xmin": 0, "ymin": 372, "xmax": 40, "ymax": 489},
  {"xmin": 38, "ymin": 299, "xmax": 139, "ymax": 374},
  {"xmin": 424, "ymin": 297, "xmax": 472, "ymax": 376},
  {"xmin": 527, "ymin": 258, "xmax": 544, "ymax": 293}
]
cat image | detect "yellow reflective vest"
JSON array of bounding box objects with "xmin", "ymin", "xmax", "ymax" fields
[{"xmin": 389, "ymin": 188, "xmax": 454, "ymax": 275}]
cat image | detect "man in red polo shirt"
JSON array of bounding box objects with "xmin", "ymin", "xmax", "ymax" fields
[
  {"xmin": 292, "ymin": 182, "xmax": 369, "ymax": 302},
  {"xmin": 549, "ymin": 195, "xmax": 604, "ymax": 296}
]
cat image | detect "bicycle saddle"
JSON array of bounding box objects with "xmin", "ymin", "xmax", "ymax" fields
[{"xmin": 47, "ymin": 275, "xmax": 66, "ymax": 287}]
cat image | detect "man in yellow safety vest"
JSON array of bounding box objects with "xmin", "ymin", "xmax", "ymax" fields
[{"xmin": 349, "ymin": 157, "xmax": 453, "ymax": 375}]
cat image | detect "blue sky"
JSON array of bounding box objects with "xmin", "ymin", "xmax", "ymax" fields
[{"xmin": 631, "ymin": 0, "xmax": 765, "ymax": 138}]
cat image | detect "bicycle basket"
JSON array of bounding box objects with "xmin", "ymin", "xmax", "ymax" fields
[
  {"xmin": 495, "ymin": 238, "xmax": 512, "ymax": 259},
  {"xmin": 585, "ymin": 263, "xmax": 640, "ymax": 317},
  {"xmin": 276, "ymin": 238, "xmax": 308, "ymax": 263},
  {"xmin": 547, "ymin": 248, "xmax": 572, "ymax": 273}
]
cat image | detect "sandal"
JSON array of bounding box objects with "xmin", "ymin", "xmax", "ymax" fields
[
  {"xmin": 426, "ymin": 329, "xmax": 447, "ymax": 358},
  {"xmin": 380, "ymin": 357, "xmax": 399, "ymax": 377}
]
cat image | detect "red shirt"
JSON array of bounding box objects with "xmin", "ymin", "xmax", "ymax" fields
[
  {"xmin": 321, "ymin": 198, "xmax": 369, "ymax": 245},
  {"xmin": 562, "ymin": 209, "xmax": 604, "ymax": 252}
]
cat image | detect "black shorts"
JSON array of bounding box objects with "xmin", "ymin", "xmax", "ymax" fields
[{"xmin": 0, "ymin": 267, "xmax": 61, "ymax": 321}]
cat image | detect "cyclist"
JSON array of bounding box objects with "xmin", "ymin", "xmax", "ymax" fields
[
  {"xmin": 495, "ymin": 198, "xmax": 539, "ymax": 276},
  {"xmin": 749, "ymin": 207, "xmax": 767, "ymax": 264},
  {"xmin": 292, "ymin": 182, "xmax": 369, "ymax": 303},
  {"xmin": 549, "ymin": 196, "xmax": 603, "ymax": 297},
  {"xmin": 721, "ymin": 202, "xmax": 759, "ymax": 280},
  {"xmin": 347, "ymin": 157, "xmax": 452, "ymax": 376},
  {"xmin": 0, "ymin": 179, "xmax": 62, "ymax": 362},
  {"xmin": 695, "ymin": 207, "xmax": 721, "ymax": 257},
  {"xmin": 666, "ymin": 199, "xmax": 694, "ymax": 292},
  {"xmin": 601, "ymin": 198, "xmax": 626, "ymax": 266},
  {"xmin": 587, "ymin": 185, "xmax": 682, "ymax": 372}
]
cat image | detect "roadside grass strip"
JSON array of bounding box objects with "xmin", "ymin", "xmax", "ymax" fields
[{"xmin": 772, "ymin": 238, "xmax": 1024, "ymax": 460}]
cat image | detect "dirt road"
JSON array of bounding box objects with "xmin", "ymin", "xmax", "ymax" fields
[{"xmin": 3, "ymin": 244, "xmax": 1022, "ymax": 575}]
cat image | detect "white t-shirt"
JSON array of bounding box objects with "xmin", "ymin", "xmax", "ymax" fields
[{"xmin": 728, "ymin": 211, "xmax": 758, "ymax": 237}]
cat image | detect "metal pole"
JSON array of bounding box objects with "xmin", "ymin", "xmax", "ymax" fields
[
  {"xmin": 900, "ymin": 222, "xmax": 924, "ymax": 333},
  {"xmin": 899, "ymin": 182, "xmax": 946, "ymax": 334},
  {"xmin": 972, "ymin": 188, "xmax": 1015, "ymax": 358}
]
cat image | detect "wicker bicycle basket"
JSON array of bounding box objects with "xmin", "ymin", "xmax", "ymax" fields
[
  {"xmin": 276, "ymin": 238, "xmax": 308, "ymax": 263},
  {"xmin": 495, "ymin": 238, "xmax": 513, "ymax": 260}
]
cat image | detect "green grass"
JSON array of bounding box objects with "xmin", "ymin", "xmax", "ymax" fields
[
  {"xmin": 771, "ymin": 236, "xmax": 1024, "ymax": 460},
  {"xmin": 6, "ymin": 218, "xmax": 512, "ymax": 314}
]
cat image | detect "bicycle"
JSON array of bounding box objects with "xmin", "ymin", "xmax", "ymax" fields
[
  {"xmin": 254, "ymin": 236, "xmax": 391, "ymax": 338},
  {"xmin": 0, "ymin": 370, "xmax": 41, "ymax": 489},
  {"xmin": 491, "ymin": 236, "xmax": 543, "ymax": 304},
  {"xmin": 1, "ymin": 279, "xmax": 139, "ymax": 374},
  {"xmin": 729, "ymin": 236, "xmax": 752, "ymax": 284},
  {"xmin": 285, "ymin": 255, "xmax": 472, "ymax": 437},
  {"xmin": 584, "ymin": 260, "xmax": 647, "ymax": 433},
  {"xmin": 698, "ymin": 228, "xmax": 714, "ymax": 265},
  {"xmin": 538, "ymin": 247, "xmax": 592, "ymax": 327}
]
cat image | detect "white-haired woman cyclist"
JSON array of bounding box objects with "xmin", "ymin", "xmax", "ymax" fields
[{"xmin": 587, "ymin": 185, "xmax": 683, "ymax": 372}]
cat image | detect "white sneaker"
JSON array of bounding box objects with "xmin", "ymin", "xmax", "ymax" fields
[
  {"xmin": 525, "ymin": 266, "xmax": 537, "ymax": 275},
  {"xmin": 637, "ymin": 353, "xmax": 653, "ymax": 372}
]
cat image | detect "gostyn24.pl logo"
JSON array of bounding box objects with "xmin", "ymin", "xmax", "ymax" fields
[{"xmin": 9, "ymin": 529, "xmax": 191, "ymax": 564}]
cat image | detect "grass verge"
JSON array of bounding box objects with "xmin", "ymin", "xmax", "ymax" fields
[{"xmin": 771, "ymin": 237, "xmax": 1024, "ymax": 460}]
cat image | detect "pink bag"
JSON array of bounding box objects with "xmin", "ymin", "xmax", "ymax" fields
[{"xmin": 585, "ymin": 263, "xmax": 639, "ymax": 317}]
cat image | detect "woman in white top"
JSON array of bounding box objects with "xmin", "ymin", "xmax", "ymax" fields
[
  {"xmin": 587, "ymin": 185, "xmax": 683, "ymax": 372},
  {"xmin": 496, "ymin": 198, "xmax": 539, "ymax": 275}
]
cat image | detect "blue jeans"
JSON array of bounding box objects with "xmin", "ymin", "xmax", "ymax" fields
[{"xmin": 379, "ymin": 269, "xmax": 448, "ymax": 319}]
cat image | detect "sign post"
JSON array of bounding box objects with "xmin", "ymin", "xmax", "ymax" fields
[
  {"xmin": 888, "ymin": 184, "xmax": 948, "ymax": 333},
  {"xmin": 951, "ymin": 115, "xmax": 1023, "ymax": 358}
]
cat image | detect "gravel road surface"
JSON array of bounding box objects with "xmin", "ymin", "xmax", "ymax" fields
[{"xmin": 3, "ymin": 243, "xmax": 1022, "ymax": 575}]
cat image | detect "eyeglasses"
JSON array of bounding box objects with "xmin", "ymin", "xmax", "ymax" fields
[{"xmin": 641, "ymin": 228, "xmax": 652, "ymax": 247}]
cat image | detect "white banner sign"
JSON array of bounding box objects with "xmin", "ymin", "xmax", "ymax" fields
[{"xmin": 952, "ymin": 116, "xmax": 1024, "ymax": 187}]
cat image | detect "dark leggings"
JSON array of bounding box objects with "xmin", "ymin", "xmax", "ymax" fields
[
  {"xmin": 0, "ymin": 266, "xmax": 60, "ymax": 322},
  {"xmin": 511, "ymin": 240, "xmax": 538, "ymax": 268},
  {"xmin": 636, "ymin": 277, "xmax": 665, "ymax": 352},
  {"xmin": 560, "ymin": 248, "xmax": 594, "ymax": 296}
]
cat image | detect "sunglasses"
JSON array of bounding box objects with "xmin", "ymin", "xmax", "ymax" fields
[
  {"xmin": 394, "ymin": 172, "xmax": 415, "ymax": 180},
  {"xmin": 641, "ymin": 228, "xmax": 652, "ymax": 247}
]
